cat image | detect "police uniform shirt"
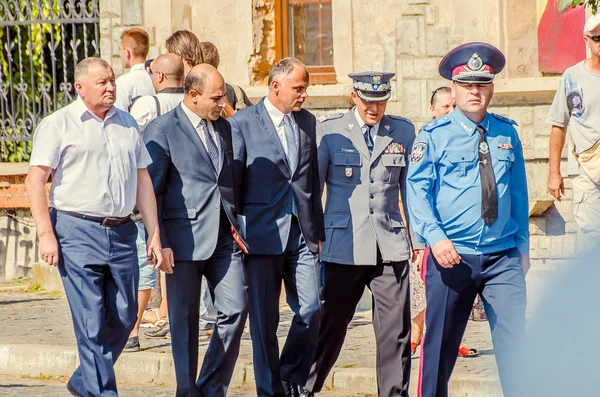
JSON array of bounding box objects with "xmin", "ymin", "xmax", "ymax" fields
[
  {"xmin": 29, "ymin": 97, "xmax": 152, "ymax": 218},
  {"xmin": 406, "ymin": 109, "xmax": 529, "ymax": 256},
  {"xmin": 114, "ymin": 63, "xmax": 155, "ymax": 111}
]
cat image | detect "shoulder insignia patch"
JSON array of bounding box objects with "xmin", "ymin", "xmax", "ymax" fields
[
  {"xmin": 410, "ymin": 141, "xmax": 428, "ymax": 164},
  {"xmin": 491, "ymin": 113, "xmax": 518, "ymax": 126},
  {"xmin": 320, "ymin": 112, "xmax": 344, "ymax": 122},
  {"xmin": 387, "ymin": 114, "xmax": 412, "ymax": 124},
  {"xmin": 421, "ymin": 116, "xmax": 451, "ymax": 132}
]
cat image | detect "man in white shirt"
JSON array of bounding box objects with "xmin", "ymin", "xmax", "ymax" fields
[
  {"xmin": 125, "ymin": 53, "xmax": 185, "ymax": 349},
  {"xmin": 25, "ymin": 57, "xmax": 171, "ymax": 397},
  {"xmin": 129, "ymin": 53, "xmax": 185, "ymax": 132},
  {"xmin": 114, "ymin": 28, "xmax": 155, "ymax": 111}
]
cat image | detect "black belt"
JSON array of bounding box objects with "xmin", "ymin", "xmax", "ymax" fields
[{"xmin": 58, "ymin": 210, "xmax": 132, "ymax": 227}]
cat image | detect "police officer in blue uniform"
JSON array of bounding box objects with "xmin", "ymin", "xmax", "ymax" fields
[{"xmin": 406, "ymin": 42, "xmax": 529, "ymax": 397}]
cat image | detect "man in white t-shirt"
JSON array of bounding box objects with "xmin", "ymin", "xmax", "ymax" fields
[
  {"xmin": 547, "ymin": 14, "xmax": 600, "ymax": 241},
  {"xmin": 114, "ymin": 28, "xmax": 155, "ymax": 112}
]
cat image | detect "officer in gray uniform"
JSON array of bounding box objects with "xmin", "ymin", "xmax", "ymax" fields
[{"xmin": 303, "ymin": 72, "xmax": 420, "ymax": 397}]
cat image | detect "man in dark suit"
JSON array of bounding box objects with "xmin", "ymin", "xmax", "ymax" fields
[
  {"xmin": 143, "ymin": 63, "xmax": 248, "ymax": 397},
  {"xmin": 229, "ymin": 58, "xmax": 325, "ymax": 397}
]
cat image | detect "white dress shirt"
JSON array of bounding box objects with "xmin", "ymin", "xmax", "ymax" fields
[
  {"xmin": 114, "ymin": 63, "xmax": 155, "ymax": 111},
  {"xmin": 354, "ymin": 107, "xmax": 380, "ymax": 146},
  {"xmin": 129, "ymin": 88, "xmax": 184, "ymax": 132},
  {"xmin": 180, "ymin": 102, "xmax": 221, "ymax": 169},
  {"xmin": 29, "ymin": 97, "xmax": 152, "ymax": 217},
  {"xmin": 263, "ymin": 97, "xmax": 298, "ymax": 161}
]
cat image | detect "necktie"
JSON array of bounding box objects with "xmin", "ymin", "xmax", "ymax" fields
[
  {"xmin": 364, "ymin": 125, "xmax": 374, "ymax": 154},
  {"xmin": 283, "ymin": 115, "xmax": 298, "ymax": 172},
  {"xmin": 199, "ymin": 118, "xmax": 219, "ymax": 171},
  {"xmin": 476, "ymin": 125, "xmax": 498, "ymax": 225}
]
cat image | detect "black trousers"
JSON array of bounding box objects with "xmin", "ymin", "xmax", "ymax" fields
[{"xmin": 305, "ymin": 255, "xmax": 411, "ymax": 397}]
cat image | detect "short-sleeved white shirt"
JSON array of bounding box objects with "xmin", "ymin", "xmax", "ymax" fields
[
  {"xmin": 129, "ymin": 89, "xmax": 184, "ymax": 132},
  {"xmin": 29, "ymin": 97, "xmax": 152, "ymax": 217},
  {"xmin": 114, "ymin": 63, "xmax": 155, "ymax": 112}
]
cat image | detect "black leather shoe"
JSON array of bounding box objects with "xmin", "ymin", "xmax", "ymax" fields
[
  {"xmin": 283, "ymin": 380, "xmax": 300, "ymax": 397},
  {"xmin": 300, "ymin": 387, "xmax": 315, "ymax": 397},
  {"xmin": 66, "ymin": 381, "xmax": 82, "ymax": 396}
]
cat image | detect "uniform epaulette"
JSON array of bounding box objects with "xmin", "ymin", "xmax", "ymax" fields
[
  {"xmin": 320, "ymin": 112, "xmax": 344, "ymax": 123},
  {"xmin": 491, "ymin": 113, "xmax": 518, "ymax": 126},
  {"xmin": 421, "ymin": 115, "xmax": 451, "ymax": 132},
  {"xmin": 387, "ymin": 114, "xmax": 413, "ymax": 125}
]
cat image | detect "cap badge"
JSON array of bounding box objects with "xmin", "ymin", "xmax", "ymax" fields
[
  {"xmin": 371, "ymin": 74, "xmax": 383, "ymax": 84},
  {"xmin": 468, "ymin": 53, "xmax": 483, "ymax": 71}
]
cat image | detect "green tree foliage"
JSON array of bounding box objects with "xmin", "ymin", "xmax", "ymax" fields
[{"xmin": 572, "ymin": 0, "xmax": 599, "ymax": 14}]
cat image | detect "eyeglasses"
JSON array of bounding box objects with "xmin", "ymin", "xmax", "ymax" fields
[{"xmin": 586, "ymin": 34, "xmax": 600, "ymax": 43}]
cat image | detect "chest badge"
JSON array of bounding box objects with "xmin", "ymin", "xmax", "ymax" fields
[
  {"xmin": 479, "ymin": 142, "xmax": 489, "ymax": 154},
  {"xmin": 345, "ymin": 167, "xmax": 353, "ymax": 177},
  {"xmin": 497, "ymin": 143, "xmax": 513, "ymax": 150},
  {"xmin": 384, "ymin": 124, "xmax": 390, "ymax": 131}
]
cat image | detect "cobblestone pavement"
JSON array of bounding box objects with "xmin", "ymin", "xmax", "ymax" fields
[
  {"xmin": 0, "ymin": 290, "xmax": 497, "ymax": 379},
  {"xmin": 0, "ymin": 374, "xmax": 373, "ymax": 396}
]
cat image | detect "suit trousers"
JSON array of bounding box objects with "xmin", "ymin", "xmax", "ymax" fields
[
  {"xmin": 244, "ymin": 216, "xmax": 322, "ymax": 397},
  {"xmin": 305, "ymin": 255, "xmax": 411, "ymax": 397},
  {"xmin": 166, "ymin": 218, "xmax": 248, "ymax": 397},
  {"xmin": 417, "ymin": 247, "xmax": 527, "ymax": 397},
  {"xmin": 52, "ymin": 210, "xmax": 138, "ymax": 397}
]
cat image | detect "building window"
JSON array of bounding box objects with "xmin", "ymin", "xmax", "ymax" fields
[{"xmin": 276, "ymin": 0, "xmax": 336, "ymax": 84}]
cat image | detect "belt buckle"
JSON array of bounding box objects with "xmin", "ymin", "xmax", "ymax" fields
[{"xmin": 102, "ymin": 217, "xmax": 119, "ymax": 226}]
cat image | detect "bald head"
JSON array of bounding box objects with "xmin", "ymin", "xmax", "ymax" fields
[
  {"xmin": 184, "ymin": 63, "xmax": 223, "ymax": 96},
  {"xmin": 183, "ymin": 64, "xmax": 226, "ymax": 121},
  {"xmin": 152, "ymin": 53, "xmax": 184, "ymax": 81}
]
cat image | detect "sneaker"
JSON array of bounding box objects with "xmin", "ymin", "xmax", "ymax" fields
[
  {"xmin": 146, "ymin": 324, "xmax": 170, "ymax": 339},
  {"xmin": 123, "ymin": 336, "xmax": 140, "ymax": 352}
]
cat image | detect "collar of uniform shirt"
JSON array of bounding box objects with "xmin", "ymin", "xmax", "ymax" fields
[
  {"xmin": 452, "ymin": 108, "xmax": 492, "ymax": 136},
  {"xmin": 71, "ymin": 96, "xmax": 118, "ymax": 122},
  {"xmin": 353, "ymin": 107, "xmax": 380, "ymax": 134},
  {"xmin": 264, "ymin": 96, "xmax": 296, "ymax": 128}
]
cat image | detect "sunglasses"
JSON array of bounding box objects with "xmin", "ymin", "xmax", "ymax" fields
[{"xmin": 586, "ymin": 34, "xmax": 600, "ymax": 43}]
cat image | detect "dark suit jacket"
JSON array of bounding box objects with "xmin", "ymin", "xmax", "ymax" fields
[
  {"xmin": 229, "ymin": 98, "xmax": 325, "ymax": 255},
  {"xmin": 144, "ymin": 104, "xmax": 244, "ymax": 261}
]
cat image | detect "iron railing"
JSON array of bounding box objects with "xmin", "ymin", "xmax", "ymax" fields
[{"xmin": 0, "ymin": 0, "xmax": 99, "ymax": 160}]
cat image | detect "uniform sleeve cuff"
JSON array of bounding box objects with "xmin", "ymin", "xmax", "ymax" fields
[{"xmin": 426, "ymin": 229, "xmax": 448, "ymax": 249}]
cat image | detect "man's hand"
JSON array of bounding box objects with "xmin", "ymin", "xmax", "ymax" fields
[
  {"xmin": 412, "ymin": 249, "xmax": 424, "ymax": 270},
  {"xmin": 147, "ymin": 231, "xmax": 172, "ymax": 274},
  {"xmin": 521, "ymin": 255, "xmax": 531, "ymax": 275},
  {"xmin": 547, "ymin": 171, "xmax": 564, "ymax": 201},
  {"xmin": 431, "ymin": 239, "xmax": 461, "ymax": 268},
  {"xmin": 159, "ymin": 248, "xmax": 175, "ymax": 274},
  {"xmin": 39, "ymin": 232, "xmax": 59, "ymax": 266},
  {"xmin": 319, "ymin": 240, "xmax": 323, "ymax": 254}
]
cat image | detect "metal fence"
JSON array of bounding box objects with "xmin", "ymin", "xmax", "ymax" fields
[{"xmin": 0, "ymin": 0, "xmax": 99, "ymax": 161}]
